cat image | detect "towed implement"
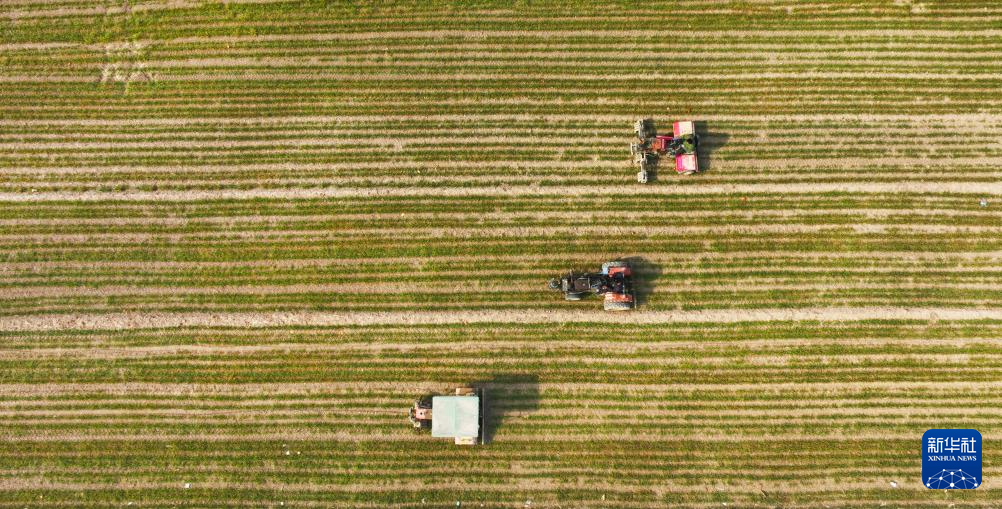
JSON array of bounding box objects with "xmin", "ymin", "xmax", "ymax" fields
[
  {"xmin": 631, "ymin": 118, "xmax": 700, "ymax": 183},
  {"xmin": 548, "ymin": 260, "xmax": 635, "ymax": 311},
  {"xmin": 409, "ymin": 387, "xmax": 485, "ymax": 445}
]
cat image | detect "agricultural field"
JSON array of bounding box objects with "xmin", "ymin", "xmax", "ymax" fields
[{"xmin": 2, "ymin": 0, "xmax": 1002, "ymax": 507}]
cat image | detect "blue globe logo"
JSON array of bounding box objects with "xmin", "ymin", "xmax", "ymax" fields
[{"xmin": 926, "ymin": 470, "xmax": 979, "ymax": 489}]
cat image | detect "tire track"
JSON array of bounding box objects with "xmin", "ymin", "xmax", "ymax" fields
[
  {"xmin": 0, "ymin": 307, "xmax": 999, "ymax": 332},
  {"xmin": 0, "ymin": 208, "xmax": 995, "ymax": 227},
  {"xmin": 3, "ymin": 112, "xmax": 1002, "ymax": 127},
  {"xmin": 1, "ymin": 181, "xmax": 1000, "ymax": 201},
  {"xmin": 4, "ymin": 380, "xmax": 1002, "ymax": 397},
  {"xmin": 3, "ymin": 223, "xmax": 1000, "ymax": 243},
  {"xmin": 4, "ymin": 250, "xmax": 1002, "ymax": 272}
]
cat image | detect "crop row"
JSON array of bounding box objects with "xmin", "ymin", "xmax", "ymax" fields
[
  {"xmin": 3, "ymin": 211, "xmax": 1001, "ymax": 234},
  {"xmin": 7, "ymin": 256, "xmax": 998, "ymax": 279},
  {"xmin": 7, "ymin": 320, "xmax": 1002, "ymax": 382},
  {"xmin": 15, "ymin": 52, "xmax": 1002, "ymax": 71},
  {"xmin": 3, "ymin": 115, "xmax": 999, "ymax": 129},
  {"xmin": 6, "ymin": 3, "xmax": 1002, "ymax": 45},
  {"xmin": 13, "ymin": 59, "xmax": 1002, "ymax": 76},
  {"xmin": 5, "ymin": 291, "xmax": 1002, "ymax": 317},
  {"xmin": 5, "ymin": 86, "xmax": 1002, "ymax": 120},
  {"xmin": 4, "ymin": 232, "xmax": 1001, "ymax": 261},
  {"xmin": 2, "ymin": 169, "xmax": 997, "ymax": 189},
  {"xmin": 2, "ymin": 318, "xmax": 992, "ymax": 347},
  {"xmin": 0, "ymin": 193, "xmax": 985, "ymax": 217}
]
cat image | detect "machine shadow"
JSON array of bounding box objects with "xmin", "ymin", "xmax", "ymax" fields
[
  {"xmin": 623, "ymin": 256, "xmax": 661, "ymax": 307},
  {"xmin": 694, "ymin": 121, "xmax": 729, "ymax": 173},
  {"xmin": 469, "ymin": 373, "xmax": 540, "ymax": 445}
]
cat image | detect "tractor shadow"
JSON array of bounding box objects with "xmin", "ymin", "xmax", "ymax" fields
[
  {"xmin": 622, "ymin": 256, "xmax": 661, "ymax": 307},
  {"xmin": 694, "ymin": 121, "xmax": 729, "ymax": 173},
  {"xmin": 469, "ymin": 373, "xmax": 540, "ymax": 445}
]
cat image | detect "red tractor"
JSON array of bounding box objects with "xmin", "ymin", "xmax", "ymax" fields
[
  {"xmin": 631, "ymin": 118, "xmax": 699, "ymax": 183},
  {"xmin": 548, "ymin": 260, "xmax": 635, "ymax": 311}
]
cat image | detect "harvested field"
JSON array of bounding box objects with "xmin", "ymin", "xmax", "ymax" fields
[{"xmin": 2, "ymin": 0, "xmax": 1002, "ymax": 507}]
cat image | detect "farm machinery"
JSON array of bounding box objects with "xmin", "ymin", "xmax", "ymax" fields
[
  {"xmin": 548, "ymin": 260, "xmax": 635, "ymax": 311},
  {"xmin": 409, "ymin": 387, "xmax": 484, "ymax": 445},
  {"xmin": 631, "ymin": 118, "xmax": 700, "ymax": 183}
]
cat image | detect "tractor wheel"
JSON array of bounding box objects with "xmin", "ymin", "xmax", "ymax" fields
[
  {"xmin": 604, "ymin": 301, "xmax": 633, "ymax": 312},
  {"xmin": 564, "ymin": 292, "xmax": 586, "ymax": 301}
]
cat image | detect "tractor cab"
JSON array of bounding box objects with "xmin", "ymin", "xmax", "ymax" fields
[{"xmin": 408, "ymin": 395, "xmax": 433, "ymax": 429}]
